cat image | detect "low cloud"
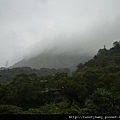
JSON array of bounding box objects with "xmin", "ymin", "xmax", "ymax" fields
[{"xmin": 0, "ymin": 0, "xmax": 120, "ymax": 66}]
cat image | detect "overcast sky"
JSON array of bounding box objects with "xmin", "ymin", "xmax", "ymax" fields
[{"xmin": 0, "ymin": 0, "xmax": 120, "ymax": 67}]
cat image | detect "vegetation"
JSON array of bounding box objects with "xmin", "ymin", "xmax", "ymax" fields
[
  {"xmin": 0, "ymin": 41, "xmax": 120, "ymax": 114},
  {"xmin": 0, "ymin": 67, "xmax": 70, "ymax": 83}
]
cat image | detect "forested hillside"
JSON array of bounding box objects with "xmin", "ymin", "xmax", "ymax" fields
[
  {"xmin": 76, "ymin": 41, "xmax": 120, "ymax": 71},
  {"xmin": 0, "ymin": 67, "xmax": 70, "ymax": 83},
  {"xmin": 0, "ymin": 41, "xmax": 120, "ymax": 115}
]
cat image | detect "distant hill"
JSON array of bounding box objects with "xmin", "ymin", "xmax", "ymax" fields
[
  {"xmin": 0, "ymin": 67, "xmax": 6, "ymax": 71},
  {"xmin": 11, "ymin": 52, "xmax": 92, "ymax": 70},
  {"xmin": 0, "ymin": 67, "xmax": 70, "ymax": 83}
]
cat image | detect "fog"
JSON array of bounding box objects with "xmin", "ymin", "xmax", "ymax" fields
[{"xmin": 0, "ymin": 0, "xmax": 120, "ymax": 67}]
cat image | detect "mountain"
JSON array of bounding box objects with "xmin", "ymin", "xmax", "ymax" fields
[{"xmin": 11, "ymin": 52, "xmax": 92, "ymax": 70}]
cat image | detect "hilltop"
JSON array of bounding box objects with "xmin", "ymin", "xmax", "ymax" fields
[{"xmin": 76, "ymin": 41, "xmax": 120, "ymax": 72}]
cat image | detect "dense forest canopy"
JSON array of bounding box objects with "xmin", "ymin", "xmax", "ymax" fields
[
  {"xmin": 0, "ymin": 67, "xmax": 70, "ymax": 83},
  {"xmin": 0, "ymin": 41, "xmax": 120, "ymax": 115}
]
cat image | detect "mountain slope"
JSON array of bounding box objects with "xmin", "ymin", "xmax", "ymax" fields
[{"xmin": 11, "ymin": 52, "xmax": 92, "ymax": 70}]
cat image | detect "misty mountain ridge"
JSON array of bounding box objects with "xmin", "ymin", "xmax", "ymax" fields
[{"xmin": 11, "ymin": 48, "xmax": 92, "ymax": 70}]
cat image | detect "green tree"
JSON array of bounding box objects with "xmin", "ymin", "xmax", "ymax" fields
[
  {"xmin": 0, "ymin": 104, "xmax": 23, "ymax": 114},
  {"xmin": 83, "ymin": 88, "xmax": 120, "ymax": 114}
]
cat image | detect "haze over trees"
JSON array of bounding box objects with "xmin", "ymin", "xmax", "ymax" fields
[{"xmin": 0, "ymin": 41, "xmax": 120, "ymax": 115}]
